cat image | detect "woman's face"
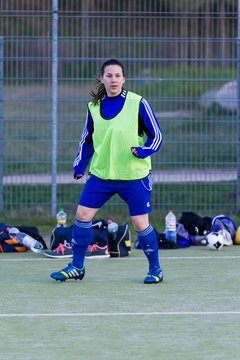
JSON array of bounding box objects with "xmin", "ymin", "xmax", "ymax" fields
[{"xmin": 100, "ymin": 64, "xmax": 125, "ymax": 97}]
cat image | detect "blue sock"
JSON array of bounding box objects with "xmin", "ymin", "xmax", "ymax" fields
[
  {"xmin": 71, "ymin": 219, "xmax": 92, "ymax": 269},
  {"xmin": 136, "ymin": 225, "xmax": 160, "ymax": 271}
]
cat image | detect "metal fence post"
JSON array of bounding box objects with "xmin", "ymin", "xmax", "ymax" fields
[
  {"xmin": 0, "ymin": 37, "xmax": 3, "ymax": 212},
  {"xmin": 51, "ymin": 0, "xmax": 58, "ymax": 217}
]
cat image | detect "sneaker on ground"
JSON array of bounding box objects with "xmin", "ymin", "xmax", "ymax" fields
[
  {"xmin": 50, "ymin": 263, "xmax": 85, "ymax": 282},
  {"xmin": 44, "ymin": 243, "xmax": 73, "ymax": 259},
  {"xmin": 144, "ymin": 267, "xmax": 163, "ymax": 284},
  {"xmin": 85, "ymin": 244, "xmax": 110, "ymax": 259}
]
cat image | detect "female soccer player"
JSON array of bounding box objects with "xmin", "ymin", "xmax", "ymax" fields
[{"xmin": 50, "ymin": 58, "xmax": 163, "ymax": 284}]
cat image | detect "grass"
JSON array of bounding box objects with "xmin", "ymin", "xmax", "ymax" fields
[
  {"xmin": 1, "ymin": 179, "xmax": 239, "ymax": 223},
  {"xmin": 1, "ymin": 246, "xmax": 240, "ymax": 360},
  {"xmin": 2, "ymin": 65, "xmax": 238, "ymax": 215}
]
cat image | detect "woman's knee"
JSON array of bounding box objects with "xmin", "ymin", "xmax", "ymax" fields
[
  {"xmin": 76, "ymin": 205, "xmax": 98, "ymax": 222},
  {"xmin": 131, "ymin": 214, "xmax": 149, "ymax": 231}
]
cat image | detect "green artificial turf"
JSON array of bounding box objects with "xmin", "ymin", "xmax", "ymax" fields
[{"xmin": 1, "ymin": 246, "xmax": 240, "ymax": 360}]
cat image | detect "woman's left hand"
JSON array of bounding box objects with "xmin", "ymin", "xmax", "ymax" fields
[{"xmin": 131, "ymin": 147, "xmax": 138, "ymax": 156}]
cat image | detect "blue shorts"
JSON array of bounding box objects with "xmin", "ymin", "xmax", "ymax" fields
[{"xmin": 78, "ymin": 173, "xmax": 153, "ymax": 216}]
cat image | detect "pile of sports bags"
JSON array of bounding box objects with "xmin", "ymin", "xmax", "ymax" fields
[
  {"xmin": 0, "ymin": 222, "xmax": 47, "ymax": 252},
  {"xmin": 134, "ymin": 212, "xmax": 236, "ymax": 250},
  {"xmin": 176, "ymin": 212, "xmax": 236, "ymax": 247},
  {"xmin": 49, "ymin": 219, "xmax": 131, "ymax": 257}
]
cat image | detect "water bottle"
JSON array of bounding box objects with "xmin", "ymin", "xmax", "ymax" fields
[
  {"xmin": 56, "ymin": 208, "xmax": 67, "ymax": 227},
  {"xmin": 107, "ymin": 220, "xmax": 119, "ymax": 239},
  {"xmin": 9, "ymin": 227, "xmax": 43, "ymax": 253},
  {"xmin": 165, "ymin": 210, "xmax": 177, "ymax": 242}
]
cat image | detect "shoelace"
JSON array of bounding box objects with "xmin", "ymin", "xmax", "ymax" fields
[
  {"xmin": 87, "ymin": 244, "xmax": 99, "ymax": 253},
  {"xmin": 87, "ymin": 244, "xmax": 109, "ymax": 253},
  {"xmin": 54, "ymin": 243, "xmax": 71, "ymax": 255}
]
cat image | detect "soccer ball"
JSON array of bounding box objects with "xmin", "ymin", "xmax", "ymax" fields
[
  {"xmin": 206, "ymin": 232, "xmax": 224, "ymax": 250},
  {"xmin": 234, "ymin": 226, "xmax": 240, "ymax": 245}
]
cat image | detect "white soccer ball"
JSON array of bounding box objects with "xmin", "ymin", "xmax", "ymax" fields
[{"xmin": 206, "ymin": 232, "xmax": 224, "ymax": 250}]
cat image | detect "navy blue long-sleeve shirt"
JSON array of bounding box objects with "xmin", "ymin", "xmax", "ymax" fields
[{"xmin": 73, "ymin": 88, "xmax": 163, "ymax": 176}]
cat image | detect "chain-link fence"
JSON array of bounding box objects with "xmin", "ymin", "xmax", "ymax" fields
[{"xmin": 0, "ymin": 0, "xmax": 239, "ymax": 217}]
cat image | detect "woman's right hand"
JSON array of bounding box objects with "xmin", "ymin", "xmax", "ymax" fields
[{"xmin": 74, "ymin": 174, "xmax": 83, "ymax": 180}]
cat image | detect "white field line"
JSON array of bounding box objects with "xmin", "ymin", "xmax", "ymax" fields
[
  {"xmin": 1, "ymin": 255, "xmax": 240, "ymax": 262},
  {"xmin": 1, "ymin": 311, "xmax": 240, "ymax": 318}
]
